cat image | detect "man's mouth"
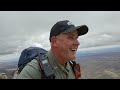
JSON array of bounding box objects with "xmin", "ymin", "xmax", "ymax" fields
[{"xmin": 71, "ymin": 49, "xmax": 77, "ymax": 52}]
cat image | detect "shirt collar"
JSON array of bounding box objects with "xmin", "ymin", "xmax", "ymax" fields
[{"xmin": 47, "ymin": 50, "xmax": 69, "ymax": 74}]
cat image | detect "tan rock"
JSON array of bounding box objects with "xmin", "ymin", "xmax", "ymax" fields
[{"xmin": 0, "ymin": 73, "xmax": 7, "ymax": 79}]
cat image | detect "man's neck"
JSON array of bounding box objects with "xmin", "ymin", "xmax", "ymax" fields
[{"xmin": 51, "ymin": 49, "xmax": 67, "ymax": 67}]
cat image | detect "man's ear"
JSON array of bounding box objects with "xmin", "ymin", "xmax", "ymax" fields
[{"xmin": 51, "ymin": 36, "xmax": 58, "ymax": 47}]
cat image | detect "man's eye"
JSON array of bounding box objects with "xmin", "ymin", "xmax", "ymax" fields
[
  {"xmin": 69, "ymin": 37, "xmax": 72, "ymax": 39},
  {"xmin": 68, "ymin": 37, "xmax": 74, "ymax": 39}
]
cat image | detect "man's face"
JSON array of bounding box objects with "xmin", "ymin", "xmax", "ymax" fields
[{"xmin": 56, "ymin": 30, "xmax": 80, "ymax": 61}]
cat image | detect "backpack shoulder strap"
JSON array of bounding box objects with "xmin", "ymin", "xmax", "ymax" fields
[
  {"xmin": 69, "ymin": 61, "xmax": 81, "ymax": 79},
  {"xmin": 35, "ymin": 49, "xmax": 55, "ymax": 79}
]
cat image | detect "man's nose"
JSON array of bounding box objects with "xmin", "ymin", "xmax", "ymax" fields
[{"xmin": 74, "ymin": 40, "xmax": 80, "ymax": 46}]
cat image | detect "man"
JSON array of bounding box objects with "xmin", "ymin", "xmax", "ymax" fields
[{"xmin": 16, "ymin": 20, "xmax": 88, "ymax": 79}]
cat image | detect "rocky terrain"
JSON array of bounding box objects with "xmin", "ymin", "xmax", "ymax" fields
[
  {"xmin": 0, "ymin": 46, "xmax": 120, "ymax": 79},
  {"xmin": 76, "ymin": 47, "xmax": 120, "ymax": 79},
  {"xmin": 0, "ymin": 61, "xmax": 17, "ymax": 79}
]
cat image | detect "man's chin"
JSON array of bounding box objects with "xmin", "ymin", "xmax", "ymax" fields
[{"xmin": 69, "ymin": 56, "xmax": 75, "ymax": 61}]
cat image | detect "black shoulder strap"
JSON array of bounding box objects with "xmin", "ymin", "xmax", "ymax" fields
[
  {"xmin": 69, "ymin": 61, "xmax": 81, "ymax": 79},
  {"xmin": 69, "ymin": 61, "xmax": 76, "ymax": 68},
  {"xmin": 35, "ymin": 49, "xmax": 55, "ymax": 79}
]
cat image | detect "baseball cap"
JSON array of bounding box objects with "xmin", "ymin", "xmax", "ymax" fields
[{"xmin": 49, "ymin": 20, "xmax": 89, "ymax": 42}]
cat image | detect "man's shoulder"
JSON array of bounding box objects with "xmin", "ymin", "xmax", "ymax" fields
[
  {"xmin": 16, "ymin": 59, "xmax": 42, "ymax": 79},
  {"xmin": 29, "ymin": 59, "xmax": 38, "ymax": 64},
  {"xmin": 27, "ymin": 59, "xmax": 40, "ymax": 68}
]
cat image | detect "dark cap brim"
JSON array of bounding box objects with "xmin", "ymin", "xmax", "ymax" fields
[{"xmin": 63, "ymin": 25, "xmax": 89, "ymax": 36}]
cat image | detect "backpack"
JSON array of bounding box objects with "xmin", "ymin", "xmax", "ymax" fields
[{"xmin": 17, "ymin": 47, "xmax": 55, "ymax": 79}]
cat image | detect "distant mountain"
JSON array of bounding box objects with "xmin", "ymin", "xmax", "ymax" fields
[
  {"xmin": 77, "ymin": 45, "xmax": 120, "ymax": 57},
  {"xmin": 76, "ymin": 45, "xmax": 120, "ymax": 79}
]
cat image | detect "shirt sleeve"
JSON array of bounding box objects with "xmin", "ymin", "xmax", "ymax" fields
[{"xmin": 17, "ymin": 59, "xmax": 42, "ymax": 79}]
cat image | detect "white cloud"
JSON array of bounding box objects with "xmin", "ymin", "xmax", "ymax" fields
[
  {"xmin": 0, "ymin": 11, "xmax": 120, "ymax": 55},
  {"xmin": 78, "ymin": 31, "xmax": 119, "ymax": 50}
]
